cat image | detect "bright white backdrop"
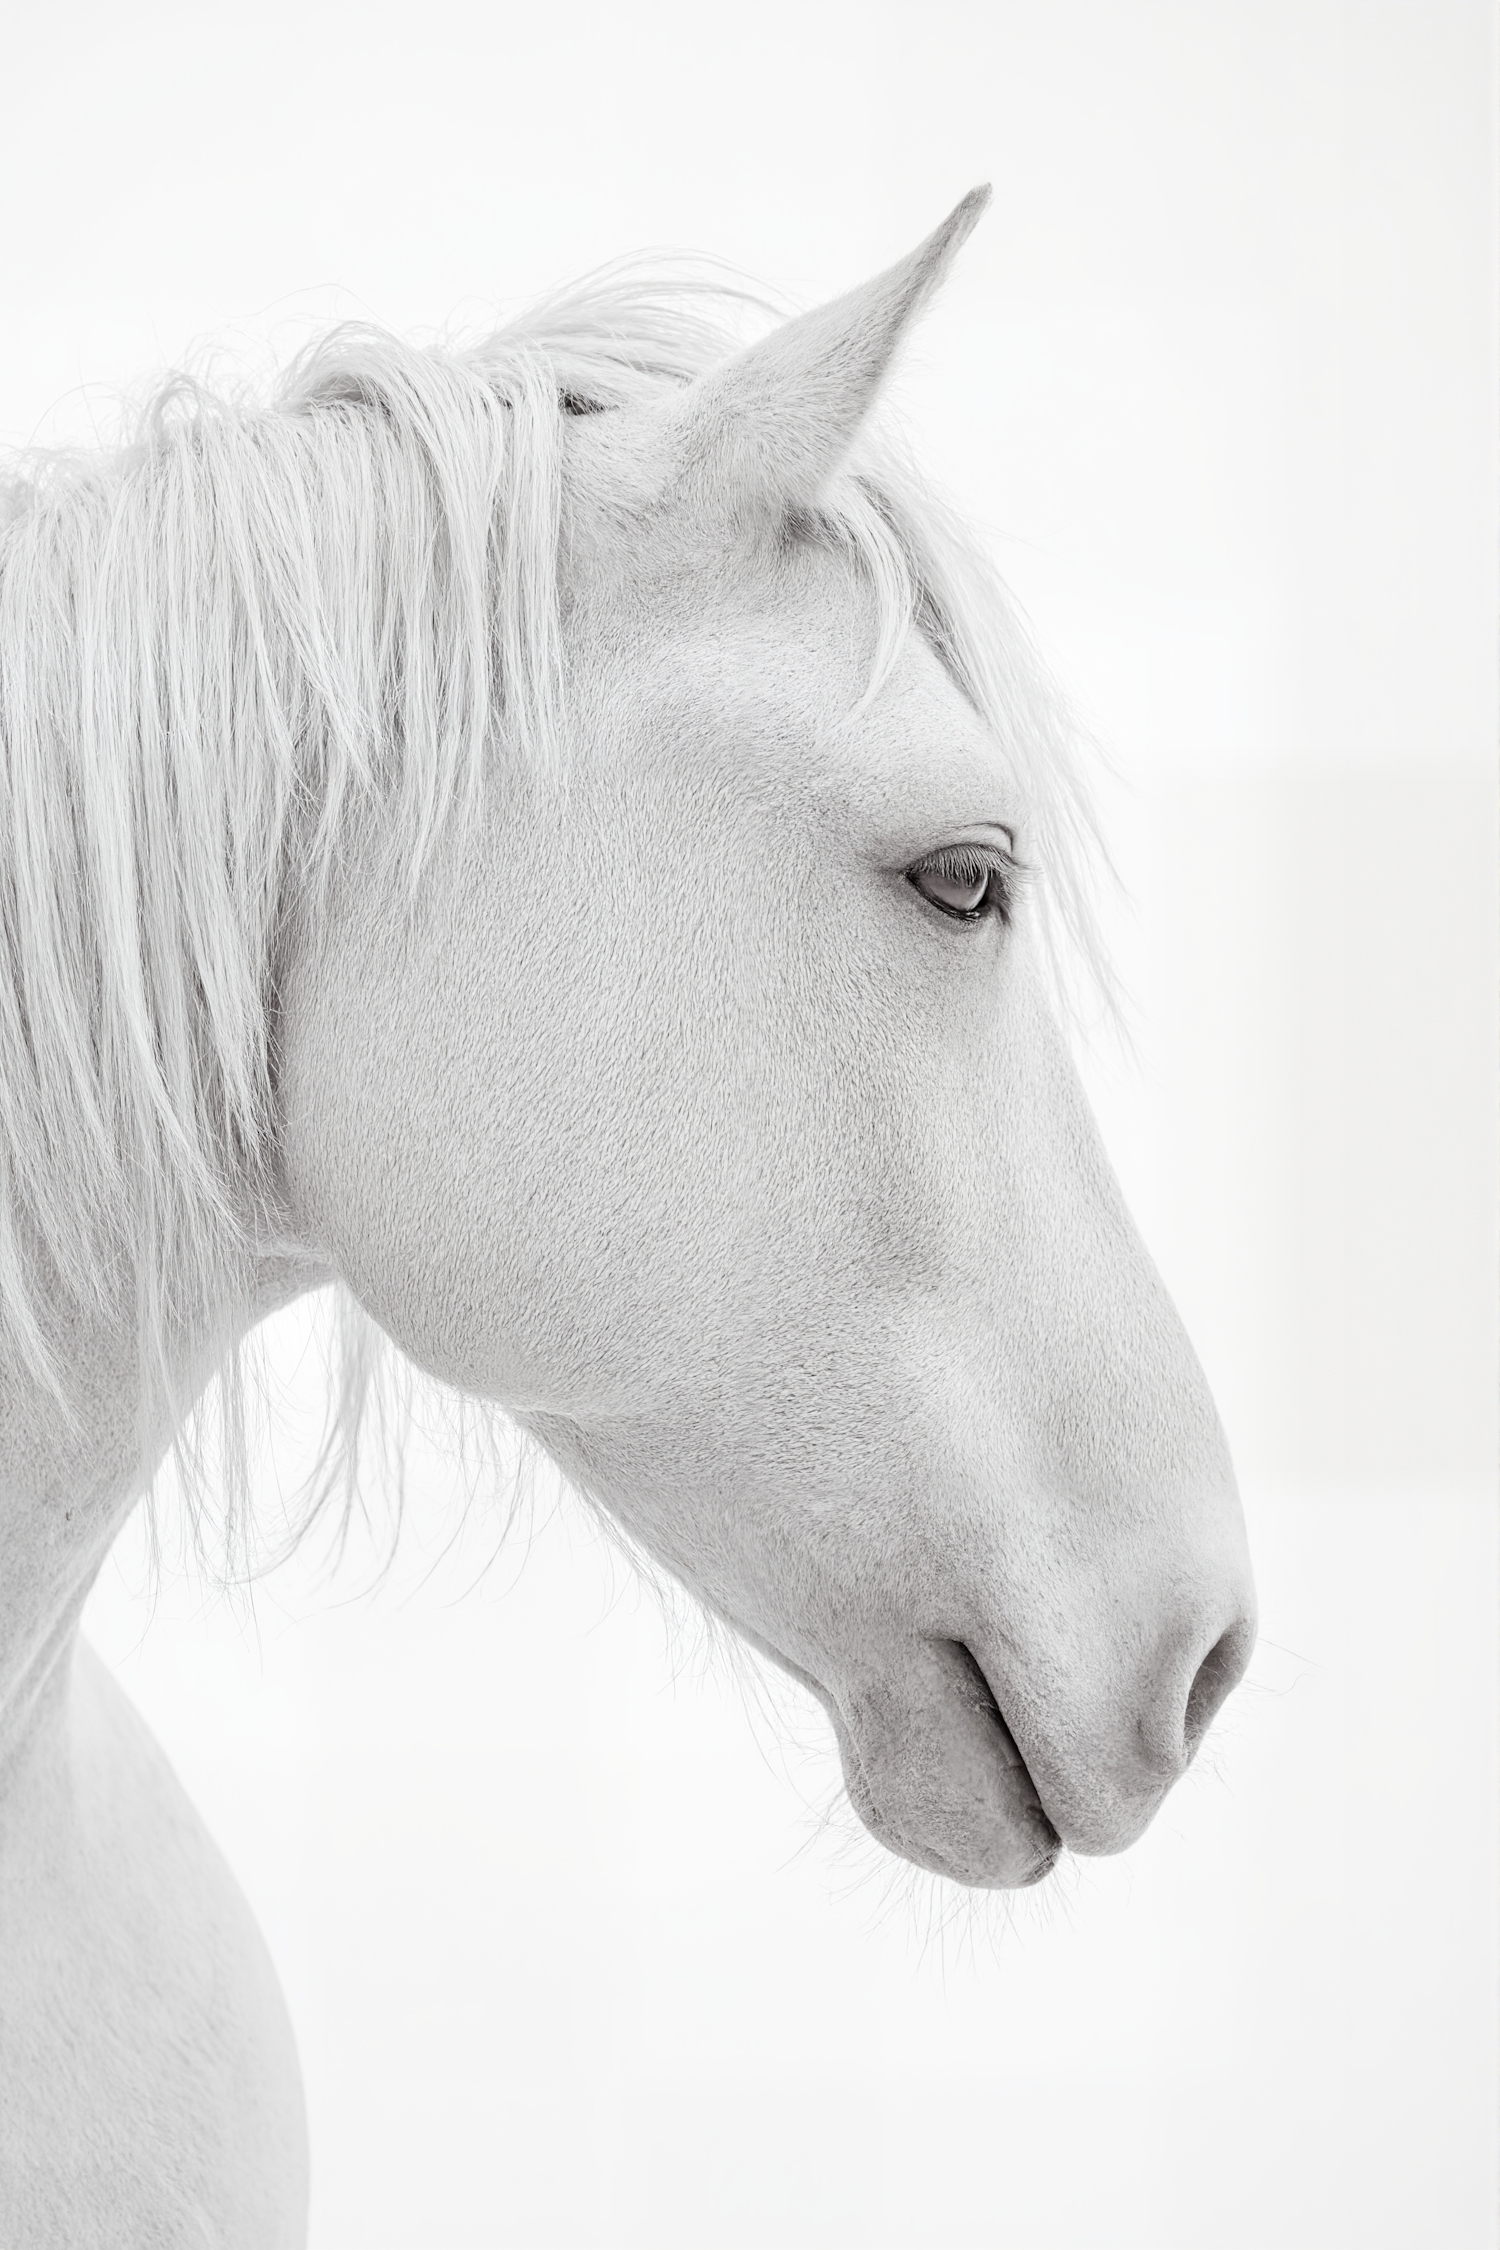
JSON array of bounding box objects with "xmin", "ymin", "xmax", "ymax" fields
[{"xmin": 4, "ymin": 3, "xmax": 1496, "ymax": 2245}]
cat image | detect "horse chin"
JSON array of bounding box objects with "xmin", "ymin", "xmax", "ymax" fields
[
  {"xmin": 749, "ymin": 1630, "xmax": 1059, "ymax": 1892},
  {"xmin": 831, "ymin": 1681, "xmax": 1062, "ymax": 1893},
  {"xmin": 845, "ymin": 1777, "xmax": 1060, "ymax": 1892}
]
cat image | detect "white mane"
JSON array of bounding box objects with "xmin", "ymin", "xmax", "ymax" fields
[{"xmin": 0, "ymin": 262, "xmax": 1109, "ymax": 1538}]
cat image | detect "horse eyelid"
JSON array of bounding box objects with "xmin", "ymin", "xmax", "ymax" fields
[{"xmin": 906, "ymin": 844, "xmax": 1029, "ymax": 924}]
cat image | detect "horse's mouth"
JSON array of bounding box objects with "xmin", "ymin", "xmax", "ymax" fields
[
  {"xmin": 741, "ymin": 1623, "xmax": 1061, "ymax": 1891},
  {"xmin": 946, "ymin": 1639, "xmax": 1062, "ymax": 1882},
  {"xmin": 831, "ymin": 1641, "xmax": 1060, "ymax": 1891}
]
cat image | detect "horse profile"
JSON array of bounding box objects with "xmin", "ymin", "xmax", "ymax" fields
[{"xmin": 0, "ymin": 191, "xmax": 1255, "ymax": 2244}]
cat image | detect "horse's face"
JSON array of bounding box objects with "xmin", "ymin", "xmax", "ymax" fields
[{"xmin": 279, "ymin": 196, "xmax": 1255, "ymax": 1887}]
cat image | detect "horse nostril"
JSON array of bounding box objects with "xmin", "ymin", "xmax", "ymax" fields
[{"xmin": 1182, "ymin": 1621, "xmax": 1253, "ymax": 1761}]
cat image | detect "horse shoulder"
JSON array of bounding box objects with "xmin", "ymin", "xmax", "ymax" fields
[{"xmin": 0, "ymin": 1637, "xmax": 308, "ymax": 2249}]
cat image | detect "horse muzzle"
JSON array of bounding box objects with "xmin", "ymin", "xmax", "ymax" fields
[{"xmin": 828, "ymin": 1639, "xmax": 1062, "ymax": 1890}]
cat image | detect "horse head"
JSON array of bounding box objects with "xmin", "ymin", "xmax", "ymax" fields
[{"xmin": 277, "ymin": 193, "xmax": 1256, "ymax": 1887}]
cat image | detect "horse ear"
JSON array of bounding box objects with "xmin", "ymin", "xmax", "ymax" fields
[{"xmin": 664, "ymin": 187, "xmax": 992, "ymax": 524}]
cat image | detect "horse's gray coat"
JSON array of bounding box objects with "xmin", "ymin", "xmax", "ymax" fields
[{"xmin": 0, "ymin": 195, "xmax": 1255, "ymax": 2244}]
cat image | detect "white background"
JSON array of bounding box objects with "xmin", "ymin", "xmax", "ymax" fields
[{"xmin": 4, "ymin": 3, "xmax": 1496, "ymax": 2244}]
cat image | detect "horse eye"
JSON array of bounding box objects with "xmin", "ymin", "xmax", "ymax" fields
[
  {"xmin": 914, "ymin": 863, "xmax": 989, "ymax": 915},
  {"xmin": 907, "ymin": 847, "xmax": 1012, "ymax": 923}
]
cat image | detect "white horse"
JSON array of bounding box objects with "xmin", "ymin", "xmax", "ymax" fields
[{"xmin": 0, "ymin": 191, "xmax": 1255, "ymax": 2245}]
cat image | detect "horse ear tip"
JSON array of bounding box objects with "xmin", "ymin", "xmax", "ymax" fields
[
  {"xmin": 915, "ymin": 186, "xmax": 992, "ymax": 280},
  {"xmin": 947, "ymin": 184, "xmax": 993, "ymax": 239}
]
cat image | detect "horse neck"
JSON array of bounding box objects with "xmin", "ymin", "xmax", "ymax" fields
[{"xmin": 0, "ymin": 1253, "xmax": 320, "ymax": 1785}]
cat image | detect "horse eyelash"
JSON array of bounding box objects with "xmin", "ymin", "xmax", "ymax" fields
[{"xmin": 910, "ymin": 842, "xmax": 1032, "ymax": 926}]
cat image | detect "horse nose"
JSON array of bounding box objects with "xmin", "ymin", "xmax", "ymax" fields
[
  {"xmin": 1178, "ymin": 1611, "xmax": 1257, "ymax": 1766},
  {"xmin": 1119, "ymin": 1606, "xmax": 1258, "ymax": 1801},
  {"xmin": 970, "ymin": 1592, "xmax": 1257, "ymax": 1859}
]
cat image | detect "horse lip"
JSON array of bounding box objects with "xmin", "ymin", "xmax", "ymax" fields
[
  {"xmin": 836, "ymin": 1679, "xmax": 1060, "ymax": 1890},
  {"xmin": 712, "ymin": 1617, "xmax": 1061, "ymax": 1887},
  {"xmin": 953, "ymin": 1640, "xmax": 1063, "ymax": 1864}
]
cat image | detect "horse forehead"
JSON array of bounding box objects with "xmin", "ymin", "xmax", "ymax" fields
[
  {"xmin": 562, "ymin": 493, "xmax": 1001, "ymax": 799},
  {"xmin": 588, "ymin": 566, "xmax": 983, "ymax": 782}
]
